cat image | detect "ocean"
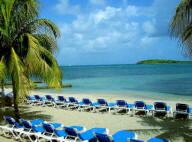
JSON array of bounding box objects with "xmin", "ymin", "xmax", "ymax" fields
[{"xmin": 40, "ymin": 64, "xmax": 192, "ymax": 101}]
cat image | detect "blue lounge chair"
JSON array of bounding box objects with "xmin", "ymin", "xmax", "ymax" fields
[
  {"xmin": 19, "ymin": 119, "xmax": 45, "ymax": 141},
  {"xmin": 133, "ymin": 101, "xmax": 151, "ymax": 115},
  {"xmin": 45, "ymin": 95, "xmax": 55, "ymax": 106},
  {"xmin": 34, "ymin": 95, "xmax": 47, "ymax": 106},
  {"xmin": 80, "ymin": 98, "xmax": 94, "ymax": 111},
  {"xmin": 26, "ymin": 96, "xmax": 36, "ymax": 104},
  {"xmin": 114, "ymin": 100, "xmax": 129, "ymax": 113},
  {"xmin": 68, "ymin": 97, "xmax": 83, "ymax": 109},
  {"xmin": 95, "ymin": 130, "xmax": 137, "ymax": 142},
  {"xmin": 64, "ymin": 127, "xmax": 108, "ymax": 141},
  {"xmin": 173, "ymin": 103, "xmax": 191, "ymax": 119},
  {"xmin": 40, "ymin": 123, "xmax": 65, "ymax": 141},
  {"xmin": 54, "ymin": 96, "xmax": 69, "ymax": 108},
  {"xmin": 41, "ymin": 123, "xmax": 85, "ymax": 142},
  {"xmin": 152, "ymin": 102, "xmax": 172, "ymax": 117},
  {"xmin": 0, "ymin": 116, "xmax": 24, "ymax": 139},
  {"xmin": 94, "ymin": 99, "xmax": 116, "ymax": 112}
]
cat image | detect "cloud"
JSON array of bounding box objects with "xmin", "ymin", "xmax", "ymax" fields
[
  {"xmin": 58, "ymin": 6, "xmax": 140, "ymax": 54},
  {"xmin": 52, "ymin": 0, "xmax": 183, "ymax": 64},
  {"xmin": 142, "ymin": 20, "xmax": 156, "ymax": 35},
  {"xmin": 54, "ymin": 0, "xmax": 80, "ymax": 15}
]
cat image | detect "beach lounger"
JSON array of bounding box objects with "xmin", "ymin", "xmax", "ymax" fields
[
  {"xmin": 64, "ymin": 127, "xmax": 108, "ymax": 142},
  {"xmin": 133, "ymin": 101, "xmax": 151, "ymax": 115},
  {"xmin": 26, "ymin": 96, "xmax": 36, "ymax": 104},
  {"xmin": 80, "ymin": 98, "xmax": 94, "ymax": 111},
  {"xmin": 53, "ymin": 96, "xmax": 69, "ymax": 108},
  {"xmin": 152, "ymin": 102, "xmax": 172, "ymax": 117},
  {"xmin": 45, "ymin": 95, "xmax": 55, "ymax": 106},
  {"xmin": 94, "ymin": 130, "xmax": 137, "ymax": 142},
  {"xmin": 68, "ymin": 97, "xmax": 83, "ymax": 110},
  {"xmin": 34, "ymin": 95, "xmax": 47, "ymax": 106},
  {"xmin": 0, "ymin": 116, "xmax": 24, "ymax": 139},
  {"xmin": 173, "ymin": 103, "xmax": 192, "ymax": 119},
  {"xmin": 41, "ymin": 122, "xmax": 86, "ymax": 142},
  {"xmin": 94, "ymin": 99, "xmax": 116, "ymax": 112},
  {"xmin": 114, "ymin": 100, "xmax": 129, "ymax": 113},
  {"xmin": 40, "ymin": 123, "xmax": 66, "ymax": 142},
  {"xmin": 19, "ymin": 119, "xmax": 45, "ymax": 141},
  {"xmin": 130, "ymin": 137, "xmax": 169, "ymax": 142}
]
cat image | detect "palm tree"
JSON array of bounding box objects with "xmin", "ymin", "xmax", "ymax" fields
[
  {"xmin": 0, "ymin": 0, "xmax": 63, "ymax": 119},
  {"xmin": 170, "ymin": 0, "xmax": 192, "ymax": 56}
]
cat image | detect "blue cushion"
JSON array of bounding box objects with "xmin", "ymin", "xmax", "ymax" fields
[
  {"xmin": 54, "ymin": 129, "xmax": 67, "ymax": 137},
  {"xmin": 79, "ymin": 128, "xmax": 107, "ymax": 141},
  {"xmin": 147, "ymin": 137, "xmax": 169, "ymax": 142},
  {"xmin": 31, "ymin": 119, "xmax": 44, "ymax": 125},
  {"xmin": 166, "ymin": 106, "xmax": 171, "ymax": 111},
  {"xmin": 128, "ymin": 104, "xmax": 134, "ymax": 108},
  {"xmin": 146, "ymin": 105, "xmax": 153, "ymax": 110},
  {"xmin": 70, "ymin": 126, "xmax": 84, "ymax": 131},
  {"xmin": 109, "ymin": 103, "xmax": 116, "ymax": 107},
  {"xmin": 32, "ymin": 126, "xmax": 45, "ymax": 133},
  {"xmin": 189, "ymin": 108, "xmax": 192, "ymax": 113},
  {"xmin": 112, "ymin": 130, "xmax": 136, "ymax": 142},
  {"xmin": 49, "ymin": 123, "xmax": 62, "ymax": 128}
]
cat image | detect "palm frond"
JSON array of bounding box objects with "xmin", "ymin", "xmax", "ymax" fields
[
  {"xmin": 8, "ymin": 48, "xmax": 29, "ymax": 102},
  {"xmin": 34, "ymin": 34, "xmax": 58, "ymax": 53},
  {"xmin": 23, "ymin": 33, "xmax": 62, "ymax": 89}
]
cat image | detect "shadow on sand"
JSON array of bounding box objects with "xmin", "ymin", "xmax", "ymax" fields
[
  {"xmin": 129, "ymin": 116, "xmax": 192, "ymax": 142},
  {"xmin": 0, "ymin": 106, "xmax": 52, "ymax": 125}
]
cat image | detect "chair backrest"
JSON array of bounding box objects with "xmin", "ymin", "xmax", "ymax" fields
[
  {"xmin": 94, "ymin": 132, "xmax": 113, "ymax": 142},
  {"xmin": 83, "ymin": 98, "xmax": 92, "ymax": 105},
  {"xmin": 116, "ymin": 100, "xmax": 127, "ymax": 107},
  {"xmin": 4, "ymin": 116, "xmax": 23, "ymax": 128},
  {"xmin": 69, "ymin": 97, "xmax": 78, "ymax": 103},
  {"xmin": 154, "ymin": 102, "xmax": 166, "ymax": 110},
  {"xmin": 64, "ymin": 127, "xmax": 78, "ymax": 137},
  {"xmin": 4, "ymin": 116, "xmax": 15, "ymax": 125},
  {"xmin": 176, "ymin": 103, "xmax": 189, "ymax": 112},
  {"xmin": 135, "ymin": 101, "xmax": 145, "ymax": 109},
  {"xmin": 58, "ymin": 96, "xmax": 66, "ymax": 102},
  {"xmin": 34, "ymin": 95, "xmax": 41, "ymax": 100},
  {"xmin": 20, "ymin": 119, "xmax": 32, "ymax": 129},
  {"xmin": 45, "ymin": 95, "xmax": 53, "ymax": 101},
  {"xmin": 42, "ymin": 123, "xmax": 55, "ymax": 134},
  {"xmin": 98, "ymin": 99, "xmax": 108, "ymax": 106}
]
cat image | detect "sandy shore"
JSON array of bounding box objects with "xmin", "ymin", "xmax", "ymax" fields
[{"xmin": 0, "ymin": 89, "xmax": 192, "ymax": 142}]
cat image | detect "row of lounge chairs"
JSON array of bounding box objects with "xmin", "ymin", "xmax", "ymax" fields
[
  {"xmin": 0, "ymin": 116, "xmax": 169, "ymax": 142},
  {"xmin": 26, "ymin": 95, "xmax": 192, "ymax": 118}
]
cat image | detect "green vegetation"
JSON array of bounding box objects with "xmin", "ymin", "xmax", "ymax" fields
[
  {"xmin": 170, "ymin": 0, "xmax": 192, "ymax": 56},
  {"xmin": 0, "ymin": 0, "xmax": 62, "ymax": 119},
  {"xmin": 137, "ymin": 59, "xmax": 192, "ymax": 64}
]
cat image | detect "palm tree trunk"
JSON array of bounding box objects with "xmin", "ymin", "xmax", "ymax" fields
[
  {"xmin": 11, "ymin": 76, "xmax": 20, "ymax": 120},
  {"xmin": 1, "ymin": 81, "xmax": 5, "ymax": 106}
]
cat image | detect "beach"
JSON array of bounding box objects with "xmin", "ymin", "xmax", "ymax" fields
[{"xmin": 0, "ymin": 89, "xmax": 192, "ymax": 142}]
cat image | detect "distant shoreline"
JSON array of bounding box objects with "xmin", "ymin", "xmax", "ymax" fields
[{"xmin": 137, "ymin": 59, "xmax": 192, "ymax": 64}]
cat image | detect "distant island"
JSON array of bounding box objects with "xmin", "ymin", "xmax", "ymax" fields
[{"xmin": 137, "ymin": 59, "xmax": 192, "ymax": 64}]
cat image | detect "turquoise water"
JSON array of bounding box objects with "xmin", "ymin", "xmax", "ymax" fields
[{"xmin": 40, "ymin": 64, "xmax": 192, "ymax": 100}]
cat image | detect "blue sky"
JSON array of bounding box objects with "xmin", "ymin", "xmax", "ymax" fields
[{"xmin": 39, "ymin": 0, "xmax": 184, "ymax": 65}]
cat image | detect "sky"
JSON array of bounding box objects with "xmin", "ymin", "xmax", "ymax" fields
[{"xmin": 38, "ymin": 0, "xmax": 185, "ymax": 65}]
